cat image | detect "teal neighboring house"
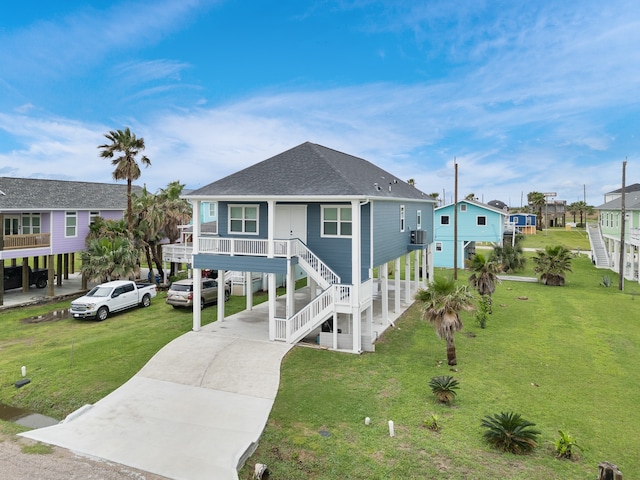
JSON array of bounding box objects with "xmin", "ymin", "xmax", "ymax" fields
[
  {"xmin": 594, "ymin": 191, "xmax": 640, "ymax": 281},
  {"xmin": 434, "ymin": 200, "xmax": 507, "ymax": 268}
]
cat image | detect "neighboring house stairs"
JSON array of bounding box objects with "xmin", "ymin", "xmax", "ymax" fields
[{"xmin": 587, "ymin": 223, "xmax": 610, "ymax": 268}]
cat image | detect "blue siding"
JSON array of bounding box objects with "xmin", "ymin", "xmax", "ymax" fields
[
  {"xmin": 306, "ymin": 203, "xmax": 353, "ymax": 284},
  {"xmin": 217, "ymin": 201, "xmax": 268, "ymax": 239},
  {"xmin": 194, "ymin": 254, "xmax": 290, "ymax": 274},
  {"xmin": 434, "ymin": 201, "xmax": 505, "ymax": 268},
  {"xmin": 371, "ymin": 200, "xmax": 434, "ymax": 267},
  {"xmin": 361, "ymin": 202, "xmax": 371, "ymax": 281}
]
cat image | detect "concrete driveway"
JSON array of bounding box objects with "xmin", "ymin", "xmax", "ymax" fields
[{"xmin": 21, "ymin": 309, "xmax": 293, "ymax": 480}]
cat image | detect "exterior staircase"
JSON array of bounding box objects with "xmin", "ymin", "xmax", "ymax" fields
[{"xmin": 587, "ymin": 223, "xmax": 610, "ymax": 268}]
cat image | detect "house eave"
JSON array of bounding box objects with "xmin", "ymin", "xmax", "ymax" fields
[{"xmin": 183, "ymin": 194, "xmax": 436, "ymax": 204}]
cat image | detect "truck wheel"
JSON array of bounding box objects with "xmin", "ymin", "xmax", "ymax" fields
[
  {"xmin": 96, "ymin": 307, "xmax": 109, "ymax": 321},
  {"xmin": 224, "ymin": 290, "xmax": 230, "ymax": 302},
  {"xmin": 35, "ymin": 278, "xmax": 47, "ymax": 288},
  {"xmin": 141, "ymin": 294, "xmax": 151, "ymax": 308}
]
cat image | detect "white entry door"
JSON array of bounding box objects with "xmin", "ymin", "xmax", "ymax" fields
[{"xmin": 275, "ymin": 205, "xmax": 307, "ymax": 243}]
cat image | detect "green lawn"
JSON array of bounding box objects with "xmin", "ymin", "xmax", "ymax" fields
[
  {"xmin": 519, "ymin": 226, "xmax": 591, "ymax": 251},
  {"xmin": 2, "ymin": 236, "xmax": 639, "ymax": 479},
  {"xmin": 239, "ymin": 256, "xmax": 640, "ymax": 479}
]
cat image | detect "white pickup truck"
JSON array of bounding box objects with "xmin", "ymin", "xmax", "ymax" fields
[{"xmin": 70, "ymin": 280, "xmax": 157, "ymax": 321}]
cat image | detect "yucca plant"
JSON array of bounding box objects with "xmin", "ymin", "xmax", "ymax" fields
[
  {"xmin": 553, "ymin": 429, "xmax": 582, "ymax": 459},
  {"xmin": 481, "ymin": 412, "xmax": 541, "ymax": 454},
  {"xmin": 429, "ymin": 375, "xmax": 460, "ymax": 404}
]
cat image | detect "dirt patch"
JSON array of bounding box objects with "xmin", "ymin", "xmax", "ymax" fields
[{"xmin": 20, "ymin": 309, "xmax": 71, "ymax": 324}]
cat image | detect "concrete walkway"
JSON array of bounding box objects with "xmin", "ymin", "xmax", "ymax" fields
[{"xmin": 21, "ymin": 301, "xmax": 293, "ymax": 480}]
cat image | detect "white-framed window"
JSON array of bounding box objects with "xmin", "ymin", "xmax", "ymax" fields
[
  {"xmin": 228, "ymin": 205, "xmax": 258, "ymax": 234},
  {"xmin": 21, "ymin": 213, "xmax": 41, "ymax": 234},
  {"xmin": 322, "ymin": 205, "xmax": 352, "ymax": 237},
  {"xmin": 400, "ymin": 205, "xmax": 405, "ymax": 232},
  {"xmin": 89, "ymin": 211, "xmax": 101, "ymax": 225},
  {"xmin": 435, "ymin": 242, "xmax": 443, "ymax": 252},
  {"xmin": 477, "ymin": 216, "xmax": 487, "ymax": 226},
  {"xmin": 65, "ymin": 211, "xmax": 77, "ymax": 237},
  {"xmin": 460, "ymin": 204, "xmax": 467, "ymax": 212},
  {"xmin": 417, "ymin": 210, "xmax": 422, "ymax": 230},
  {"xmin": 440, "ymin": 215, "xmax": 450, "ymax": 225},
  {"xmin": 208, "ymin": 202, "xmax": 217, "ymax": 217}
]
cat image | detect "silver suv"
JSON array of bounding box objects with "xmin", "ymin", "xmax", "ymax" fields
[{"xmin": 166, "ymin": 278, "xmax": 231, "ymax": 309}]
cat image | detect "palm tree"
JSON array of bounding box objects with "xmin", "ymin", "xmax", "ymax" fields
[
  {"xmin": 98, "ymin": 128, "xmax": 151, "ymax": 232},
  {"xmin": 132, "ymin": 186, "xmax": 164, "ymax": 282},
  {"xmin": 532, "ymin": 245, "xmax": 573, "ymax": 286},
  {"xmin": 81, "ymin": 237, "xmax": 138, "ymax": 282},
  {"xmin": 467, "ymin": 253, "xmax": 501, "ymax": 313},
  {"xmin": 527, "ymin": 191, "xmax": 546, "ymax": 231},
  {"xmin": 416, "ymin": 277, "xmax": 475, "ymax": 365},
  {"xmin": 157, "ymin": 181, "xmax": 192, "ymax": 277}
]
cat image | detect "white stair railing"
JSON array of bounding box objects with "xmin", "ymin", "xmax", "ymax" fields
[
  {"xmin": 285, "ymin": 286, "xmax": 339, "ymax": 344},
  {"xmin": 291, "ymin": 239, "xmax": 340, "ymax": 288}
]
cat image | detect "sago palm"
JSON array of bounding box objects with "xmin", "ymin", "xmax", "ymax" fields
[
  {"xmin": 481, "ymin": 412, "xmax": 541, "ymax": 454},
  {"xmin": 428, "ymin": 375, "xmax": 459, "ymax": 404},
  {"xmin": 416, "ymin": 277, "xmax": 474, "ymax": 366}
]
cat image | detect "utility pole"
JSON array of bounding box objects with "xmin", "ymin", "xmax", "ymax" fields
[
  {"xmin": 618, "ymin": 159, "xmax": 627, "ymax": 291},
  {"xmin": 453, "ymin": 161, "xmax": 458, "ymax": 280}
]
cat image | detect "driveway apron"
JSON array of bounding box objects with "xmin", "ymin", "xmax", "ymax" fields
[{"xmin": 21, "ymin": 327, "xmax": 293, "ymax": 480}]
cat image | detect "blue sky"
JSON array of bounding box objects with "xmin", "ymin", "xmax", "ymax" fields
[{"xmin": 1, "ymin": 0, "xmax": 639, "ymax": 207}]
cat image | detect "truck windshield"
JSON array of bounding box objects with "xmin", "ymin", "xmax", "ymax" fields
[{"xmin": 86, "ymin": 286, "xmax": 112, "ymax": 297}]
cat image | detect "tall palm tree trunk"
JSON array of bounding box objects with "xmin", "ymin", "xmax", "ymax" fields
[{"xmin": 446, "ymin": 337, "xmax": 457, "ymax": 365}]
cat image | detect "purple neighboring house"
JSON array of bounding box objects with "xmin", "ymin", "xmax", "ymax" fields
[{"xmin": 0, "ymin": 177, "xmax": 137, "ymax": 302}]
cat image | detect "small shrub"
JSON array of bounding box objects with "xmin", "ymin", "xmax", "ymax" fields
[
  {"xmin": 553, "ymin": 429, "xmax": 582, "ymax": 459},
  {"xmin": 475, "ymin": 296, "xmax": 490, "ymax": 328},
  {"xmin": 424, "ymin": 413, "xmax": 440, "ymax": 431},
  {"xmin": 600, "ymin": 275, "xmax": 612, "ymax": 287},
  {"xmin": 429, "ymin": 375, "xmax": 459, "ymax": 404},
  {"xmin": 481, "ymin": 412, "xmax": 541, "ymax": 454}
]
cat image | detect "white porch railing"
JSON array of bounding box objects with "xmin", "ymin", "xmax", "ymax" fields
[{"xmin": 280, "ymin": 286, "xmax": 337, "ymax": 343}]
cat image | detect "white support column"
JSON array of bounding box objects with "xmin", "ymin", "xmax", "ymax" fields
[
  {"xmin": 268, "ymin": 200, "xmax": 276, "ymax": 340},
  {"xmin": 246, "ymin": 271, "xmax": 253, "ymax": 311},
  {"xmin": 394, "ymin": 257, "xmax": 401, "ymax": 313},
  {"xmin": 217, "ymin": 269, "xmax": 226, "ymax": 322},
  {"xmin": 381, "ymin": 264, "xmax": 389, "ymax": 325},
  {"xmin": 351, "ymin": 199, "xmax": 362, "ymax": 353},
  {"xmin": 404, "ymin": 254, "xmax": 411, "ymax": 304},
  {"xmin": 309, "ymin": 277, "xmax": 318, "ymax": 299},
  {"xmin": 413, "ymin": 250, "xmax": 419, "ymax": 292},
  {"xmin": 428, "ymin": 244, "xmax": 434, "ymax": 283},
  {"xmin": 268, "ymin": 273, "xmax": 276, "ymax": 341},
  {"xmin": 286, "ymin": 260, "xmax": 295, "ymax": 318},
  {"xmin": 192, "ymin": 200, "xmax": 201, "ymax": 332},
  {"xmin": 422, "ymin": 247, "xmax": 428, "ymax": 287}
]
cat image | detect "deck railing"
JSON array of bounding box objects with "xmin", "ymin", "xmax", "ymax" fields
[{"xmin": 2, "ymin": 233, "xmax": 50, "ymax": 250}]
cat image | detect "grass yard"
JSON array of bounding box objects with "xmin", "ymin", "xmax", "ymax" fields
[
  {"xmin": 239, "ymin": 256, "xmax": 640, "ymax": 479},
  {"xmin": 519, "ymin": 226, "xmax": 591, "ymax": 251},
  {"xmin": 0, "ymin": 291, "xmax": 261, "ymax": 419}
]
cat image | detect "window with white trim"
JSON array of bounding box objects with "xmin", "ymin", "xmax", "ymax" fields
[
  {"xmin": 477, "ymin": 216, "xmax": 487, "ymax": 226},
  {"xmin": 417, "ymin": 210, "xmax": 422, "ymax": 230},
  {"xmin": 65, "ymin": 211, "xmax": 77, "ymax": 237},
  {"xmin": 400, "ymin": 205, "xmax": 405, "ymax": 232},
  {"xmin": 22, "ymin": 213, "xmax": 41, "ymax": 234},
  {"xmin": 322, "ymin": 206, "xmax": 352, "ymax": 237},
  {"xmin": 435, "ymin": 242, "xmax": 443, "ymax": 252},
  {"xmin": 208, "ymin": 202, "xmax": 217, "ymax": 217},
  {"xmin": 89, "ymin": 211, "xmax": 100, "ymax": 225},
  {"xmin": 440, "ymin": 215, "xmax": 450, "ymax": 225},
  {"xmin": 228, "ymin": 205, "xmax": 258, "ymax": 234}
]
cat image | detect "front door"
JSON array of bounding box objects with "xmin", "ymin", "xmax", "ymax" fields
[
  {"xmin": 275, "ymin": 205, "xmax": 307, "ymax": 243},
  {"xmin": 4, "ymin": 216, "xmax": 20, "ymax": 235}
]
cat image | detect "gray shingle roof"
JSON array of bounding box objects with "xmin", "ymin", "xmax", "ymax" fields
[
  {"xmin": 605, "ymin": 183, "xmax": 640, "ymax": 195},
  {"xmin": 595, "ymin": 192, "xmax": 640, "ymax": 210},
  {"xmin": 188, "ymin": 142, "xmax": 432, "ymax": 201},
  {"xmin": 0, "ymin": 177, "xmax": 140, "ymax": 211}
]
